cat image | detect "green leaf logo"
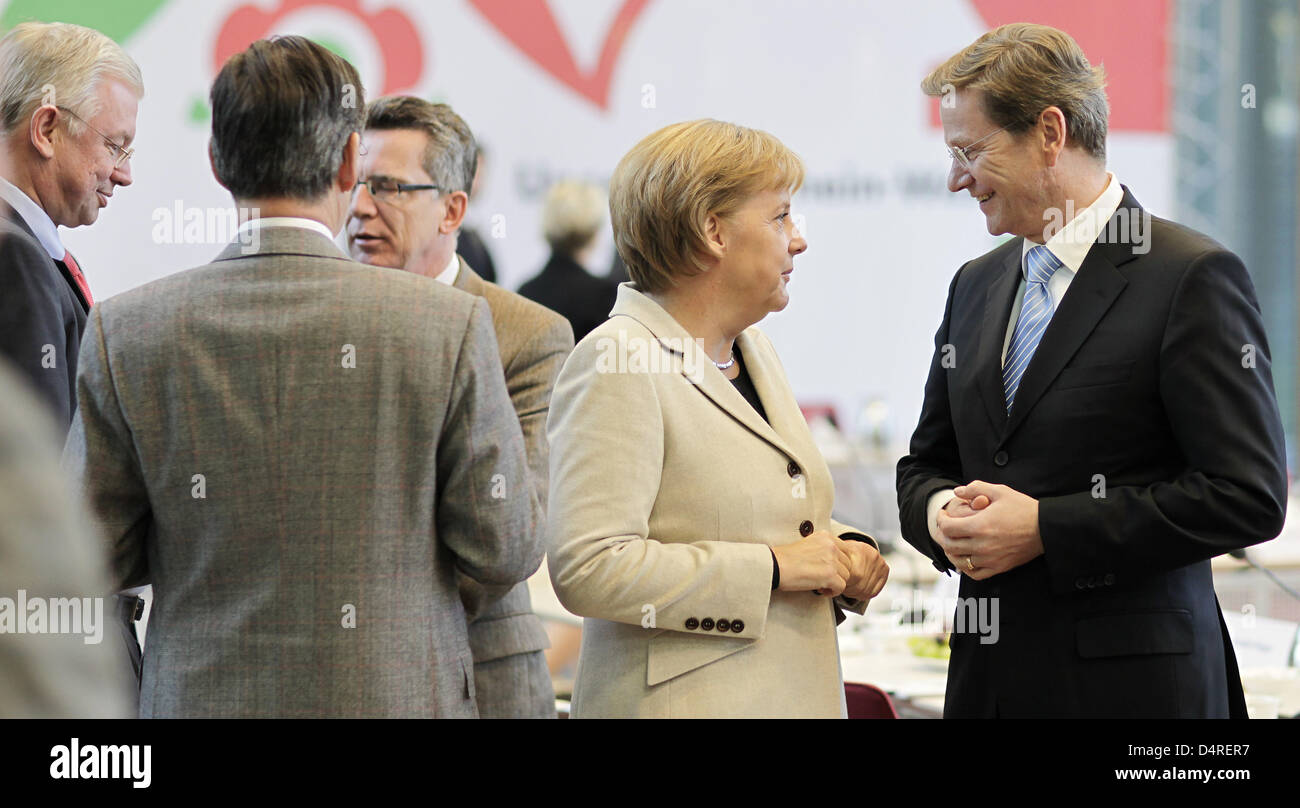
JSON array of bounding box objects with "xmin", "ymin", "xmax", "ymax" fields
[{"xmin": 1, "ymin": 0, "xmax": 167, "ymax": 42}]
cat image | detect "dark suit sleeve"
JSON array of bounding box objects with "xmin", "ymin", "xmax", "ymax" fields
[
  {"xmin": 1037, "ymin": 249, "xmax": 1288, "ymax": 593},
  {"xmin": 896, "ymin": 267, "xmax": 967, "ymax": 571},
  {"xmin": 61, "ymin": 305, "xmax": 153, "ymax": 590},
  {"xmin": 436, "ymin": 298, "xmax": 544, "ymax": 590},
  {"xmin": 0, "ymin": 232, "xmax": 72, "ymax": 421}
]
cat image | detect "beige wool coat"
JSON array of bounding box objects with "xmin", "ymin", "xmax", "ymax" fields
[{"xmin": 546, "ymin": 284, "xmax": 873, "ymax": 718}]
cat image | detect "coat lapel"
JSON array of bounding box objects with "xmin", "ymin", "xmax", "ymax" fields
[
  {"xmin": 609, "ymin": 284, "xmax": 800, "ymax": 461},
  {"xmin": 452, "ymin": 255, "xmax": 484, "ymax": 295},
  {"xmin": 976, "ymin": 247, "xmax": 1023, "ymax": 432},
  {"xmin": 999, "ymin": 192, "xmax": 1141, "ymax": 438}
]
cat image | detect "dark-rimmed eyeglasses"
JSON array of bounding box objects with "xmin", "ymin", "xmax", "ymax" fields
[{"xmin": 353, "ymin": 178, "xmax": 443, "ymax": 202}]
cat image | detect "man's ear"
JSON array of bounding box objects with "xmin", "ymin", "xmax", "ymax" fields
[
  {"xmin": 440, "ymin": 190, "xmax": 469, "ymax": 234},
  {"xmin": 29, "ymin": 104, "xmax": 59, "ymax": 159},
  {"xmin": 207, "ymin": 139, "xmax": 230, "ymax": 190},
  {"xmin": 1039, "ymin": 106, "xmax": 1068, "ymax": 167},
  {"xmin": 703, "ymin": 212, "xmax": 727, "ymax": 260},
  {"xmin": 337, "ymin": 131, "xmax": 361, "ymax": 193}
]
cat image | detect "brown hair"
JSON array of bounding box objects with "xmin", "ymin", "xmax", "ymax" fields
[
  {"xmin": 210, "ymin": 36, "xmax": 364, "ymax": 200},
  {"xmin": 922, "ymin": 23, "xmax": 1108, "ymax": 160}
]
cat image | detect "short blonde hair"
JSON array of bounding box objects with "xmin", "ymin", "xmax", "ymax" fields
[
  {"xmin": 541, "ymin": 180, "xmax": 605, "ymax": 255},
  {"xmin": 609, "ymin": 119, "xmax": 804, "ymax": 293},
  {"xmin": 921, "ymin": 23, "xmax": 1108, "ymax": 159},
  {"xmin": 0, "ymin": 22, "xmax": 144, "ymax": 137}
]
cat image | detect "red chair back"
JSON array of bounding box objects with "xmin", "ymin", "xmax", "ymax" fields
[{"xmin": 845, "ymin": 682, "xmax": 899, "ymax": 719}]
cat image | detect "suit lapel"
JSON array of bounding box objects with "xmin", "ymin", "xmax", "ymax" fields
[
  {"xmin": 54, "ymin": 255, "xmax": 91, "ymax": 313},
  {"xmin": 1000, "ymin": 195, "xmax": 1140, "ymax": 438},
  {"xmin": 610, "ymin": 285, "xmax": 800, "ymax": 461},
  {"xmin": 736, "ymin": 330, "xmax": 813, "ymax": 458},
  {"xmin": 2, "ymin": 202, "xmax": 88, "ymax": 312},
  {"xmin": 452, "ymin": 255, "xmax": 484, "ymax": 295},
  {"xmin": 976, "ymin": 247, "xmax": 1023, "ymax": 432}
]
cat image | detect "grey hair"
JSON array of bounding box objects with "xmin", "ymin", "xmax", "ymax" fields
[
  {"xmin": 364, "ymin": 96, "xmax": 478, "ymax": 194},
  {"xmin": 0, "ymin": 22, "xmax": 144, "ymax": 137}
]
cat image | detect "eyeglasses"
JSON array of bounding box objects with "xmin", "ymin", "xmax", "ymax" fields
[
  {"xmin": 353, "ymin": 178, "xmax": 443, "ymax": 202},
  {"xmin": 57, "ymin": 106, "xmax": 134, "ymax": 168},
  {"xmin": 946, "ymin": 124, "xmax": 1009, "ymax": 171}
]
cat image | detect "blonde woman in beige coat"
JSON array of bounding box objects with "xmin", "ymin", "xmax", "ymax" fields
[{"xmin": 546, "ymin": 120, "xmax": 889, "ymax": 718}]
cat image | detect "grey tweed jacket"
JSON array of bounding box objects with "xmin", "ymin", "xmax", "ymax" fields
[{"xmin": 63, "ymin": 226, "xmax": 542, "ymax": 718}]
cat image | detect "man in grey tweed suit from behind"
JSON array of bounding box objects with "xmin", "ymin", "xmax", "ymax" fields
[
  {"xmin": 62, "ymin": 37, "xmax": 542, "ymax": 717},
  {"xmin": 347, "ymin": 97, "xmax": 573, "ymax": 718}
]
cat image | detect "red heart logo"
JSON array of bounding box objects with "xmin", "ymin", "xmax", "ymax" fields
[
  {"xmin": 215, "ymin": 0, "xmax": 424, "ymax": 94},
  {"xmin": 469, "ymin": 0, "xmax": 652, "ymax": 110}
]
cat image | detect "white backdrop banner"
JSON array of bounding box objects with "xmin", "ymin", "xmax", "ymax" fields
[{"xmin": 16, "ymin": 0, "xmax": 1173, "ymax": 446}]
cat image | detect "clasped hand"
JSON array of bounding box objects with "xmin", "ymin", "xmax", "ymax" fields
[
  {"xmin": 934, "ymin": 481, "xmax": 1044, "ymax": 580},
  {"xmin": 771, "ymin": 530, "xmax": 888, "ymax": 600}
]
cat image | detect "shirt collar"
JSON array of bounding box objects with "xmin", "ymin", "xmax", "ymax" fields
[
  {"xmin": 1021, "ymin": 171, "xmax": 1124, "ymax": 276},
  {"xmin": 432, "ymin": 251, "xmax": 459, "ymax": 286},
  {"xmin": 237, "ymin": 216, "xmax": 336, "ymax": 242},
  {"xmin": 0, "ymin": 176, "xmax": 65, "ymax": 260}
]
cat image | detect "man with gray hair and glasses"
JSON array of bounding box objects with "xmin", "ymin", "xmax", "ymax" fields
[
  {"xmin": 347, "ymin": 97, "xmax": 572, "ymax": 718},
  {"xmin": 0, "ymin": 21, "xmax": 141, "ymax": 426},
  {"xmin": 0, "ymin": 20, "xmax": 145, "ymax": 710},
  {"xmin": 64, "ymin": 37, "xmax": 541, "ymax": 717}
]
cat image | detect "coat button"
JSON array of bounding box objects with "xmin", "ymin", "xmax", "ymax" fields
[
  {"xmin": 716, "ymin": 618, "xmax": 731, "ymax": 632},
  {"xmin": 1103, "ymin": 573, "xmax": 1115, "ymax": 586},
  {"xmin": 787, "ymin": 461, "xmax": 800, "ymax": 478},
  {"xmin": 799, "ymin": 520, "xmax": 814, "ymax": 536},
  {"xmin": 993, "ymin": 451, "xmax": 1009, "ymax": 467},
  {"xmin": 701, "ymin": 617, "xmax": 715, "ymax": 631},
  {"xmin": 730, "ymin": 619, "xmax": 745, "ymax": 633},
  {"xmin": 1074, "ymin": 578, "xmax": 1086, "ymax": 590},
  {"xmin": 685, "ymin": 617, "xmax": 699, "ymax": 630}
]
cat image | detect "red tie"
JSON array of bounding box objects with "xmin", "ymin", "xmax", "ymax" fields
[{"xmin": 61, "ymin": 250, "xmax": 93, "ymax": 307}]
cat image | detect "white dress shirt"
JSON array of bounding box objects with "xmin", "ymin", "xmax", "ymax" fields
[
  {"xmin": 432, "ymin": 252, "xmax": 459, "ymax": 286},
  {"xmin": 236, "ymin": 216, "xmax": 337, "ymax": 242},
  {"xmin": 926, "ymin": 173, "xmax": 1125, "ymax": 545}
]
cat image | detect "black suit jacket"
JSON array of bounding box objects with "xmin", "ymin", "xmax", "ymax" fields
[
  {"xmin": 0, "ymin": 203, "xmax": 89, "ymax": 428},
  {"xmin": 896, "ymin": 187, "xmax": 1288, "ymax": 718},
  {"xmin": 517, "ymin": 251, "xmax": 618, "ymax": 343}
]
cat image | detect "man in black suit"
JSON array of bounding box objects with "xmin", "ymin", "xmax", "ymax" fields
[
  {"xmin": 896, "ymin": 23, "xmax": 1287, "ymax": 718},
  {"xmin": 0, "ymin": 22, "xmax": 142, "ymax": 427},
  {"xmin": 0, "ymin": 22, "xmax": 145, "ymax": 699}
]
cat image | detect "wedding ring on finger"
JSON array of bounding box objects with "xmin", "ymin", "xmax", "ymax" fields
[{"xmin": 965, "ymin": 555, "xmax": 976, "ymax": 571}]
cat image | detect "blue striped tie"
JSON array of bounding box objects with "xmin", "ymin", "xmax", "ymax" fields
[{"xmin": 1003, "ymin": 245, "xmax": 1062, "ymax": 413}]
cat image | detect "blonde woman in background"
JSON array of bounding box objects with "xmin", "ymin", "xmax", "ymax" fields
[
  {"xmin": 546, "ymin": 120, "xmax": 888, "ymax": 718},
  {"xmin": 517, "ymin": 180, "xmax": 619, "ymax": 342}
]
